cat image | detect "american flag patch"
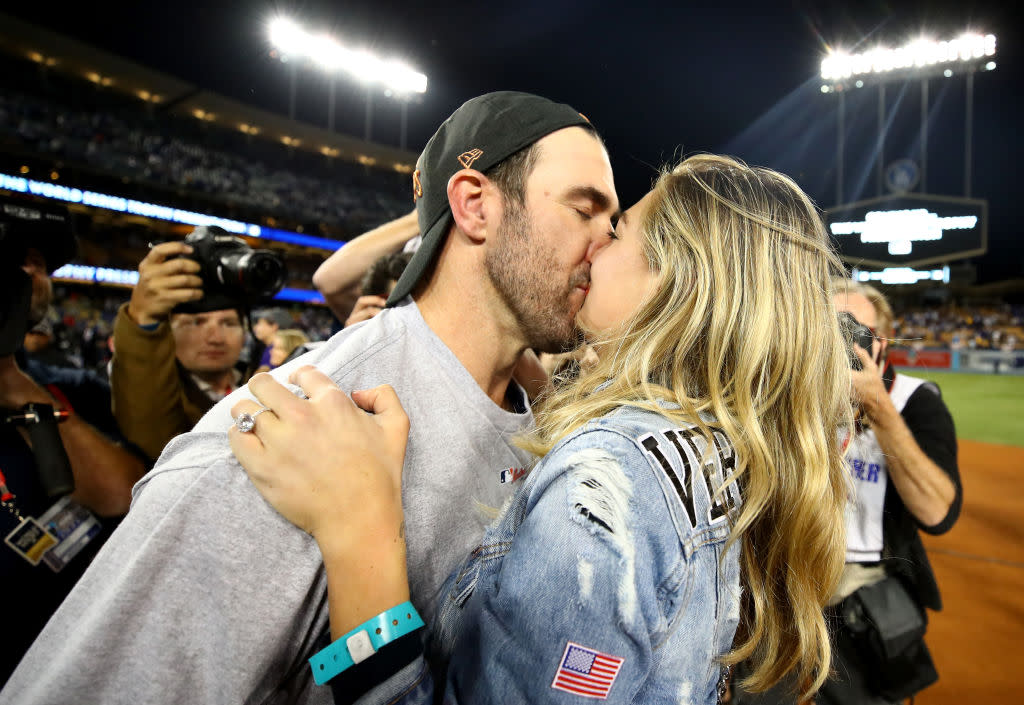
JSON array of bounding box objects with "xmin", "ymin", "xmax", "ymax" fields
[
  {"xmin": 500, "ymin": 467, "xmax": 527, "ymax": 484},
  {"xmin": 551, "ymin": 641, "xmax": 624, "ymax": 699}
]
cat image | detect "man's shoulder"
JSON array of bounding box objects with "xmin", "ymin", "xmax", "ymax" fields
[
  {"xmin": 308, "ymin": 305, "xmax": 419, "ymax": 372},
  {"xmin": 132, "ymin": 429, "xmax": 234, "ymax": 493}
]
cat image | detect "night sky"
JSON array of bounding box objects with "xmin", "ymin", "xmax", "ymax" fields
[{"xmin": 5, "ymin": 0, "xmax": 1021, "ymax": 282}]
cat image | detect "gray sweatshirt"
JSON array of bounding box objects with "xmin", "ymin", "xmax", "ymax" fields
[{"xmin": 2, "ymin": 300, "xmax": 534, "ymax": 705}]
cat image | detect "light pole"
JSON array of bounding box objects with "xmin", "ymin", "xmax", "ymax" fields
[{"xmin": 820, "ymin": 32, "xmax": 997, "ymax": 204}]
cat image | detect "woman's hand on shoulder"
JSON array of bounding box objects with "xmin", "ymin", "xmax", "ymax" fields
[{"xmin": 229, "ymin": 366, "xmax": 410, "ymax": 552}]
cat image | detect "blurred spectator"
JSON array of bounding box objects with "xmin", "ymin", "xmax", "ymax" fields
[
  {"xmin": 110, "ymin": 242, "xmax": 249, "ymax": 461},
  {"xmin": 344, "ymin": 250, "xmax": 415, "ymax": 327},
  {"xmin": 268, "ymin": 328, "xmax": 310, "ymax": 368},
  {"xmin": 361, "ymin": 251, "xmax": 416, "ymax": 299},
  {"xmin": 251, "ymin": 308, "xmax": 293, "ymax": 373},
  {"xmin": 21, "ymin": 307, "xmax": 74, "ymax": 368},
  {"xmin": 312, "ymin": 210, "xmax": 419, "ymax": 322}
]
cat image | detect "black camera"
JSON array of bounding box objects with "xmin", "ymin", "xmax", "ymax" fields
[
  {"xmin": 174, "ymin": 226, "xmax": 287, "ymax": 313},
  {"xmin": 839, "ymin": 312, "xmax": 875, "ymax": 371}
]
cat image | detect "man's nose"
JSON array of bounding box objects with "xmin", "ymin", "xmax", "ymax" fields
[
  {"xmin": 584, "ymin": 227, "xmax": 611, "ymax": 262},
  {"xmin": 205, "ymin": 325, "xmax": 226, "ymax": 343}
]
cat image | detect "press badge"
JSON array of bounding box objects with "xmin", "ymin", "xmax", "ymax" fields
[
  {"xmin": 4, "ymin": 496, "xmax": 101, "ymax": 571},
  {"xmin": 36, "ymin": 496, "xmax": 102, "ymax": 572},
  {"xmin": 5, "ymin": 517, "xmax": 58, "ymax": 566}
]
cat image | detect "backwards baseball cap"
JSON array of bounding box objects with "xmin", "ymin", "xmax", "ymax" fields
[{"xmin": 386, "ymin": 91, "xmax": 593, "ymax": 305}]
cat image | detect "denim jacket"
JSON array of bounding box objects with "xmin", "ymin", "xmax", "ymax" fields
[{"xmin": 356, "ymin": 404, "xmax": 743, "ymax": 704}]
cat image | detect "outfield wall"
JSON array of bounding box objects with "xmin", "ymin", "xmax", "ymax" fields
[{"xmin": 889, "ymin": 348, "xmax": 1024, "ymax": 374}]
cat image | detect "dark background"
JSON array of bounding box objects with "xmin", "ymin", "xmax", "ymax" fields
[{"xmin": 6, "ymin": 0, "xmax": 1019, "ymax": 282}]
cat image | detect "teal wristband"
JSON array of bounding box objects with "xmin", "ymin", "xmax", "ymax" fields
[{"xmin": 309, "ymin": 601, "xmax": 425, "ymax": 685}]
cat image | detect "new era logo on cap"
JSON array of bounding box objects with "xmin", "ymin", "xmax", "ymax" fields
[
  {"xmin": 458, "ymin": 149, "xmax": 484, "ymax": 168},
  {"xmin": 551, "ymin": 641, "xmax": 624, "ymax": 699},
  {"xmin": 412, "ymin": 169, "xmax": 423, "ymax": 200}
]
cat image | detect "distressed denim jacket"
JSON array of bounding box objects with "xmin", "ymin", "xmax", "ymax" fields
[{"xmin": 358, "ymin": 404, "xmax": 743, "ymax": 704}]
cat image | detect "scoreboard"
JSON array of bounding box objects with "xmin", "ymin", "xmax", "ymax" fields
[{"xmin": 825, "ymin": 194, "xmax": 987, "ymax": 269}]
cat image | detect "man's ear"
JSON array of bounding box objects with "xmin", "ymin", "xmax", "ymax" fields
[{"xmin": 448, "ymin": 169, "xmax": 491, "ymax": 244}]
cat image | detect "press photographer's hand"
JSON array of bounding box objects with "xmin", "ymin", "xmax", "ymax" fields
[
  {"xmin": 850, "ymin": 344, "xmax": 890, "ymax": 420},
  {"xmin": 127, "ymin": 242, "xmax": 204, "ymax": 326}
]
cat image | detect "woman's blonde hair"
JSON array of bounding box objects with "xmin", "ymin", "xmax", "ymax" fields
[
  {"xmin": 520, "ymin": 154, "xmax": 852, "ymax": 698},
  {"xmin": 273, "ymin": 328, "xmax": 309, "ymax": 358}
]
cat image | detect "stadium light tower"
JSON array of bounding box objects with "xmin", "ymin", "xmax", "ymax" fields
[
  {"xmin": 268, "ymin": 16, "xmax": 427, "ymax": 145},
  {"xmin": 820, "ymin": 32, "xmax": 997, "ymax": 204}
]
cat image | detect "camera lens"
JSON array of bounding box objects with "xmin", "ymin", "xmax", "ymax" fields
[{"xmin": 235, "ymin": 251, "xmax": 286, "ymax": 297}]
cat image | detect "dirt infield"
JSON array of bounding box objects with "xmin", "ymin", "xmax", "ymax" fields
[{"xmin": 917, "ymin": 439, "xmax": 1024, "ymax": 704}]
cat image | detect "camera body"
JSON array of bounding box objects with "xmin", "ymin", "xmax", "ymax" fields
[
  {"xmin": 839, "ymin": 312, "xmax": 876, "ymax": 371},
  {"xmin": 174, "ymin": 226, "xmax": 287, "ymax": 314}
]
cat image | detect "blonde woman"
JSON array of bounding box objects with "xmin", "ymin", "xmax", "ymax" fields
[
  {"xmin": 268, "ymin": 328, "xmax": 310, "ymax": 369},
  {"xmin": 230, "ymin": 155, "xmax": 852, "ymax": 704}
]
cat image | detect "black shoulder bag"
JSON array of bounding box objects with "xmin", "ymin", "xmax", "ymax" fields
[{"xmin": 839, "ymin": 574, "xmax": 938, "ymax": 700}]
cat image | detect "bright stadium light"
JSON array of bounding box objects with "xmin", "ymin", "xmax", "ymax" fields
[
  {"xmin": 267, "ymin": 16, "xmax": 427, "ymax": 94},
  {"xmin": 823, "ymin": 29, "xmax": 998, "ymax": 206},
  {"xmin": 821, "ymin": 32, "xmax": 996, "ymax": 84},
  {"xmin": 268, "ymin": 17, "xmax": 308, "ymax": 57}
]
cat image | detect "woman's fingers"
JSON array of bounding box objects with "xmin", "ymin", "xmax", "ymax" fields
[
  {"xmin": 248, "ymin": 372, "xmax": 306, "ymax": 418},
  {"xmin": 350, "ymin": 384, "xmax": 402, "ymax": 416},
  {"xmin": 289, "ymin": 365, "xmax": 348, "ymax": 404},
  {"xmin": 228, "ymin": 421, "xmax": 265, "ymax": 475},
  {"xmin": 351, "ymin": 385, "xmax": 410, "ymax": 471}
]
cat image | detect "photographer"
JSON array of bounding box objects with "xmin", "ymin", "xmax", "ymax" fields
[
  {"xmin": 111, "ymin": 228, "xmax": 284, "ymax": 461},
  {"xmin": 735, "ymin": 279, "xmax": 961, "ymax": 704},
  {"xmin": 1, "ymin": 199, "xmax": 148, "ymax": 685},
  {"xmin": 823, "ymin": 278, "xmax": 961, "ymax": 703}
]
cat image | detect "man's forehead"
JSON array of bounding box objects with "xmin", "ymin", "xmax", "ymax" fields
[
  {"xmin": 175, "ymin": 309, "xmax": 240, "ymax": 323},
  {"xmin": 530, "ymin": 128, "xmax": 617, "ymax": 205}
]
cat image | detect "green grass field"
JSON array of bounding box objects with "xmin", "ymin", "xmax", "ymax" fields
[{"xmin": 902, "ymin": 371, "xmax": 1024, "ymax": 447}]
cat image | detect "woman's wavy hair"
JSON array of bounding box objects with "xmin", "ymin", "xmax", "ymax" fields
[{"xmin": 519, "ymin": 154, "xmax": 852, "ymax": 698}]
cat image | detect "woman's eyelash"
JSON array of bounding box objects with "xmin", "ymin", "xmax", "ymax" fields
[{"xmin": 608, "ymin": 230, "xmax": 619, "ymax": 240}]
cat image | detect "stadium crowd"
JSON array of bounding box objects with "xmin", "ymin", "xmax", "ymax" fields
[
  {"xmin": 892, "ymin": 303, "xmax": 1023, "ymax": 351},
  {"xmin": 0, "ymin": 51, "xmax": 410, "ymax": 238}
]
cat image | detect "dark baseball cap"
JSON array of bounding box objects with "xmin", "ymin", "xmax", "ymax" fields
[{"xmin": 386, "ymin": 91, "xmax": 593, "ymax": 305}]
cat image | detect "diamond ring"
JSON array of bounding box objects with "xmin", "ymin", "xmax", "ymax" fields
[{"xmin": 235, "ymin": 407, "xmax": 271, "ymax": 433}]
